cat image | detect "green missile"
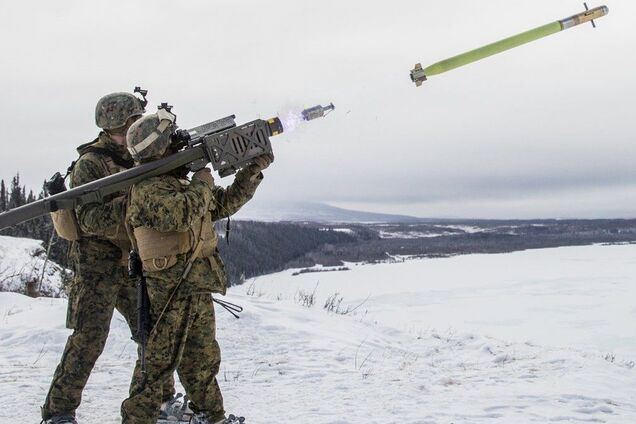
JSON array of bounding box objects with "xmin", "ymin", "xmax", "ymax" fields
[{"xmin": 410, "ymin": 4, "xmax": 609, "ymax": 86}]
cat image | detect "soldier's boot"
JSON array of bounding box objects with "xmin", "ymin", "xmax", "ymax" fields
[
  {"xmin": 41, "ymin": 416, "xmax": 78, "ymax": 424},
  {"xmin": 190, "ymin": 413, "xmax": 245, "ymax": 424},
  {"xmin": 157, "ymin": 393, "xmax": 192, "ymax": 423}
]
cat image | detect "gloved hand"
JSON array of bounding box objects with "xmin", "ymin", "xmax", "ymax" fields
[
  {"xmin": 247, "ymin": 154, "xmax": 274, "ymax": 174},
  {"xmin": 192, "ymin": 167, "xmax": 214, "ymax": 189}
]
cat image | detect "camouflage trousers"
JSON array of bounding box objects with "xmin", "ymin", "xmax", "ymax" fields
[
  {"xmin": 121, "ymin": 289, "xmax": 224, "ymax": 424},
  {"xmin": 41, "ymin": 260, "xmax": 176, "ymax": 420}
]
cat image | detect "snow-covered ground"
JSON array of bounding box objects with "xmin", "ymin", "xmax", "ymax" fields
[
  {"xmin": 434, "ymin": 224, "xmax": 485, "ymax": 234},
  {"xmin": 0, "ymin": 244, "xmax": 634, "ymax": 423},
  {"xmin": 0, "ymin": 235, "xmax": 66, "ymax": 297},
  {"xmin": 377, "ymin": 230, "xmax": 450, "ymax": 239},
  {"xmin": 376, "ymin": 223, "xmax": 487, "ymax": 239}
]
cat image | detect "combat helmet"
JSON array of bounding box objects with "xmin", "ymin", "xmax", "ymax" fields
[
  {"xmin": 127, "ymin": 107, "xmax": 177, "ymax": 162},
  {"xmin": 95, "ymin": 91, "xmax": 146, "ymax": 130}
]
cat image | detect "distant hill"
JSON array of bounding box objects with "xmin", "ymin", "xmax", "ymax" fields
[{"xmin": 236, "ymin": 201, "xmax": 427, "ymax": 223}]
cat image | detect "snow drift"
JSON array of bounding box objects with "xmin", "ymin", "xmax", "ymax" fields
[
  {"xmin": 0, "ymin": 235, "xmax": 67, "ymax": 297},
  {"xmin": 0, "ymin": 244, "xmax": 634, "ymax": 423}
]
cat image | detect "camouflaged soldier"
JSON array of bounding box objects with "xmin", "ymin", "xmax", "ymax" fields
[
  {"xmin": 41, "ymin": 92, "xmax": 178, "ymax": 424},
  {"xmin": 121, "ymin": 110, "xmax": 270, "ymax": 424}
]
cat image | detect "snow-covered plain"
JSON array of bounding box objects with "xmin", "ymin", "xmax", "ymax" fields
[{"xmin": 1, "ymin": 244, "xmax": 635, "ymax": 423}]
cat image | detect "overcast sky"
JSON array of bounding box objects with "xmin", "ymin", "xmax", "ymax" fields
[{"xmin": 1, "ymin": 0, "xmax": 634, "ymax": 219}]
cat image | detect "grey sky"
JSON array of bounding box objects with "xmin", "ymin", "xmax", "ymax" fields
[{"xmin": 1, "ymin": 0, "xmax": 633, "ymax": 219}]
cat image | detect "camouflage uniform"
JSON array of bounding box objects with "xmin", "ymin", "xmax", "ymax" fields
[
  {"xmin": 41, "ymin": 134, "xmax": 176, "ymax": 420},
  {"xmin": 121, "ymin": 165, "xmax": 263, "ymax": 424}
]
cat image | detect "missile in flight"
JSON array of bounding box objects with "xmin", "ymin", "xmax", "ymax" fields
[{"xmin": 410, "ymin": 4, "xmax": 609, "ymax": 87}]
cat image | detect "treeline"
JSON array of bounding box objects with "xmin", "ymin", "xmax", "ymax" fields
[
  {"xmin": 5, "ymin": 171, "xmax": 636, "ymax": 294},
  {"xmin": 0, "ymin": 173, "xmax": 363, "ymax": 289},
  {"xmin": 0, "ymin": 174, "xmax": 70, "ymax": 267},
  {"xmin": 217, "ymin": 220, "xmax": 358, "ymax": 285}
]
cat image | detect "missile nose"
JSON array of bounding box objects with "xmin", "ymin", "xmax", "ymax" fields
[
  {"xmin": 561, "ymin": 4, "xmax": 609, "ymax": 29},
  {"xmin": 410, "ymin": 63, "xmax": 427, "ymax": 86}
]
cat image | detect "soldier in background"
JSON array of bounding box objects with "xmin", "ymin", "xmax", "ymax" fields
[
  {"xmin": 121, "ymin": 110, "xmax": 271, "ymax": 424},
  {"xmin": 41, "ymin": 92, "xmax": 180, "ymax": 424}
]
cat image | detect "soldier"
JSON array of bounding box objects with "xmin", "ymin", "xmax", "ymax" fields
[
  {"xmin": 121, "ymin": 109, "xmax": 270, "ymax": 424},
  {"xmin": 41, "ymin": 92, "xmax": 180, "ymax": 424}
]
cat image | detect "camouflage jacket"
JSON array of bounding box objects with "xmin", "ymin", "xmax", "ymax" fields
[
  {"xmin": 69, "ymin": 133, "xmax": 134, "ymax": 266},
  {"xmin": 127, "ymin": 167, "xmax": 263, "ymax": 295}
]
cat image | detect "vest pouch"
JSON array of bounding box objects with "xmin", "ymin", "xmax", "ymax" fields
[
  {"xmin": 142, "ymin": 255, "xmax": 178, "ymax": 273},
  {"xmin": 133, "ymin": 212, "xmax": 218, "ymax": 274},
  {"xmin": 51, "ymin": 210, "xmax": 81, "ymax": 241},
  {"xmin": 134, "ymin": 226, "xmax": 191, "ymax": 273}
]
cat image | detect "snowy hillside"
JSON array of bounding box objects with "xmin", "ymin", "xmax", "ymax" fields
[
  {"xmin": 235, "ymin": 201, "xmax": 425, "ymax": 223},
  {"xmin": 0, "ymin": 235, "xmax": 67, "ymax": 297},
  {"xmin": 0, "ymin": 244, "xmax": 634, "ymax": 423}
]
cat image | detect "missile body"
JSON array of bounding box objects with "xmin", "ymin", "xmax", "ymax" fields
[
  {"xmin": 302, "ymin": 103, "xmax": 335, "ymax": 121},
  {"xmin": 410, "ymin": 5, "xmax": 608, "ymax": 86}
]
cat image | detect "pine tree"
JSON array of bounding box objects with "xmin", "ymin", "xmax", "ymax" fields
[
  {"xmin": 9, "ymin": 174, "xmax": 24, "ymax": 209},
  {"xmin": 0, "ymin": 179, "xmax": 6, "ymax": 212}
]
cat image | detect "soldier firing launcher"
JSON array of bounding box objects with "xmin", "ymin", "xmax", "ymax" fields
[
  {"xmin": 173, "ymin": 103, "xmax": 335, "ymax": 176},
  {"xmin": 0, "ymin": 103, "xmax": 335, "ymax": 230}
]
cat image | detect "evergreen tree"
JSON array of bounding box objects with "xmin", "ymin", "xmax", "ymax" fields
[
  {"xmin": 9, "ymin": 174, "xmax": 24, "ymax": 209},
  {"xmin": 0, "ymin": 179, "xmax": 6, "ymax": 212}
]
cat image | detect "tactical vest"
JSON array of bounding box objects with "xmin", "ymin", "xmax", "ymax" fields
[
  {"xmin": 50, "ymin": 139, "xmax": 134, "ymax": 262},
  {"xmin": 94, "ymin": 150, "xmax": 133, "ymax": 255},
  {"xmin": 133, "ymin": 213, "xmax": 218, "ymax": 273},
  {"xmin": 130, "ymin": 179, "xmax": 218, "ymax": 273}
]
